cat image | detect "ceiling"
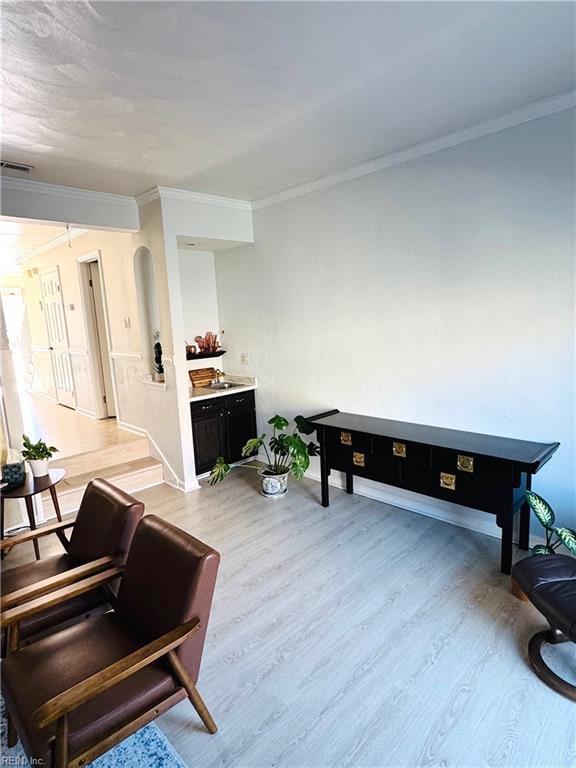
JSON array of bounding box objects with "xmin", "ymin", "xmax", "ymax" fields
[
  {"xmin": 0, "ymin": 220, "xmax": 70, "ymax": 274},
  {"xmin": 2, "ymin": 2, "xmax": 574, "ymax": 202}
]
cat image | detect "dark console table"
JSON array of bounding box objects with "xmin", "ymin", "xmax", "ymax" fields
[{"xmin": 308, "ymin": 411, "xmax": 559, "ymax": 574}]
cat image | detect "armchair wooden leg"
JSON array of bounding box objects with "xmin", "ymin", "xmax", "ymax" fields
[
  {"xmin": 54, "ymin": 714, "xmax": 69, "ymax": 768},
  {"xmin": 168, "ymin": 651, "xmax": 218, "ymax": 734},
  {"xmin": 6, "ymin": 709, "xmax": 17, "ymax": 747},
  {"xmin": 5, "ymin": 622, "xmax": 20, "ymax": 746},
  {"xmin": 7, "ymin": 622, "xmax": 20, "ymax": 655}
]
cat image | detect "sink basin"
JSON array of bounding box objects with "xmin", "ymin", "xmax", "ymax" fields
[{"xmin": 207, "ymin": 381, "xmax": 242, "ymax": 390}]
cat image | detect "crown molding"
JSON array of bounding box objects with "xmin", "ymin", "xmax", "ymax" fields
[
  {"xmin": 3, "ymin": 90, "xmax": 572, "ymax": 223},
  {"xmin": 135, "ymin": 188, "xmax": 160, "ymax": 206},
  {"xmin": 17, "ymin": 228, "xmax": 88, "ymax": 263},
  {"xmin": 252, "ymin": 89, "xmax": 576, "ymax": 211},
  {"xmin": 136, "ymin": 186, "xmax": 252, "ymax": 211},
  {"xmin": 0, "ymin": 176, "xmax": 137, "ymax": 209}
]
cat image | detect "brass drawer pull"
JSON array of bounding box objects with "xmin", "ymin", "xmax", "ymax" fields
[
  {"xmin": 457, "ymin": 455, "xmax": 474, "ymax": 473},
  {"xmin": 353, "ymin": 452, "xmax": 365, "ymax": 467},
  {"xmin": 440, "ymin": 472, "xmax": 456, "ymax": 491},
  {"xmin": 392, "ymin": 442, "xmax": 406, "ymax": 458},
  {"xmin": 340, "ymin": 432, "xmax": 352, "ymax": 446}
]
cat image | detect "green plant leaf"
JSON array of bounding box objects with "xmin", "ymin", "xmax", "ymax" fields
[
  {"xmin": 555, "ymin": 527, "xmax": 576, "ymax": 555},
  {"xmin": 268, "ymin": 415, "xmax": 289, "ymax": 431},
  {"xmin": 290, "ymin": 463, "xmax": 305, "ymax": 480},
  {"xmin": 531, "ymin": 544, "xmax": 554, "ymax": 555},
  {"xmin": 208, "ymin": 456, "xmax": 231, "ymax": 485},
  {"xmin": 242, "ymin": 436, "xmax": 264, "ymax": 458},
  {"xmin": 270, "ymin": 434, "xmax": 289, "ymax": 458},
  {"xmin": 284, "ymin": 434, "xmax": 310, "ymax": 478},
  {"xmin": 525, "ymin": 491, "xmax": 555, "ymax": 530},
  {"xmin": 294, "ymin": 415, "xmax": 315, "ymax": 435},
  {"xmin": 290, "ymin": 454, "xmax": 309, "ymax": 479}
]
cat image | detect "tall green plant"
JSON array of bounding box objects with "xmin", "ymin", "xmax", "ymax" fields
[
  {"xmin": 209, "ymin": 415, "xmax": 318, "ymax": 485},
  {"xmin": 525, "ymin": 490, "xmax": 576, "ymax": 556}
]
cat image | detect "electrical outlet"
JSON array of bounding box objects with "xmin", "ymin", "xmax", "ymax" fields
[
  {"xmin": 124, "ymin": 317, "xmax": 131, "ymax": 329},
  {"xmin": 240, "ymin": 353, "xmax": 249, "ymax": 365}
]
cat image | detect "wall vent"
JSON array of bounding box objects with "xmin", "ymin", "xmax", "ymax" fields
[{"xmin": 1, "ymin": 160, "xmax": 33, "ymax": 173}]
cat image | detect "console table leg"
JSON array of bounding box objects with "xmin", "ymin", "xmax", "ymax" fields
[
  {"xmin": 345, "ymin": 472, "xmax": 353, "ymax": 494},
  {"xmin": 321, "ymin": 465, "xmax": 329, "ymax": 507},
  {"xmin": 501, "ymin": 511, "xmax": 513, "ymax": 575},
  {"xmin": 319, "ymin": 428, "xmax": 330, "ymax": 507},
  {"xmin": 519, "ymin": 474, "xmax": 531, "ymax": 551},
  {"xmin": 519, "ymin": 504, "xmax": 530, "ymax": 551},
  {"xmin": 24, "ymin": 496, "xmax": 40, "ymax": 560}
]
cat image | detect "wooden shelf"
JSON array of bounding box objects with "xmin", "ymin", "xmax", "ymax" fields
[{"xmin": 186, "ymin": 350, "xmax": 226, "ymax": 361}]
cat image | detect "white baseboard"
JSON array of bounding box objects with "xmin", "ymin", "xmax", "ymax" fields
[
  {"xmin": 75, "ymin": 407, "xmax": 97, "ymax": 419},
  {"xmin": 164, "ymin": 477, "xmax": 200, "ymax": 493},
  {"xmin": 27, "ymin": 389, "xmax": 57, "ymax": 403},
  {"xmin": 306, "ymin": 469, "xmax": 544, "ymax": 548},
  {"xmin": 117, "ymin": 420, "xmax": 147, "ymax": 437},
  {"xmin": 117, "ymin": 419, "xmax": 193, "ymax": 492}
]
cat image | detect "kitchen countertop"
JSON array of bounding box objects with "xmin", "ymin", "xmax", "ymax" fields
[{"xmin": 189, "ymin": 375, "xmax": 257, "ymax": 402}]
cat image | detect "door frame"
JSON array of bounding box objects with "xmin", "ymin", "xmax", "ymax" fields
[
  {"xmin": 38, "ymin": 265, "xmax": 76, "ymax": 409},
  {"xmin": 77, "ymin": 250, "xmax": 119, "ymax": 420}
]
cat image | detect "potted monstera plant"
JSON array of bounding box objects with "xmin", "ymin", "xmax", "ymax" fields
[
  {"xmin": 209, "ymin": 415, "xmax": 318, "ymax": 498},
  {"xmin": 525, "ymin": 490, "xmax": 576, "ymax": 556}
]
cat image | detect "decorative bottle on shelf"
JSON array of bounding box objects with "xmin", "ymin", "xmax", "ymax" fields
[{"xmin": 153, "ymin": 333, "xmax": 164, "ymax": 383}]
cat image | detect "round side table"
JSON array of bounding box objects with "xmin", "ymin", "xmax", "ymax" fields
[{"xmin": 0, "ymin": 469, "xmax": 66, "ymax": 560}]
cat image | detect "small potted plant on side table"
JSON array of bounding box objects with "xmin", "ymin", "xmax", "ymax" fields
[
  {"xmin": 209, "ymin": 415, "xmax": 318, "ymax": 498},
  {"xmin": 21, "ymin": 434, "xmax": 59, "ymax": 478}
]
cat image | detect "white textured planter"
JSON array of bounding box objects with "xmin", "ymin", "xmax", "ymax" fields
[
  {"xmin": 259, "ymin": 469, "xmax": 289, "ymax": 498},
  {"xmin": 28, "ymin": 459, "xmax": 49, "ymax": 477}
]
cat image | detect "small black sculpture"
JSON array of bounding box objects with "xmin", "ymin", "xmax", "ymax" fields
[{"xmin": 154, "ymin": 340, "xmax": 164, "ymax": 376}]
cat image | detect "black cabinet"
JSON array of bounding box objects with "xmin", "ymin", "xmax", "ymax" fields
[
  {"xmin": 191, "ymin": 390, "xmax": 256, "ymax": 474},
  {"xmin": 191, "ymin": 404, "xmax": 226, "ymax": 475}
]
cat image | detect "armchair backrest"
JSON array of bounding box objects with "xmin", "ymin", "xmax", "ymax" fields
[
  {"xmin": 67, "ymin": 478, "xmax": 144, "ymax": 564},
  {"xmin": 116, "ymin": 515, "xmax": 220, "ymax": 683}
]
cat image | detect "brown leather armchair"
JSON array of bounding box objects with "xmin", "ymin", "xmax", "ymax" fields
[
  {"xmin": 1, "ymin": 515, "xmax": 220, "ymax": 768},
  {"xmin": 1, "ymin": 478, "xmax": 144, "ymax": 650}
]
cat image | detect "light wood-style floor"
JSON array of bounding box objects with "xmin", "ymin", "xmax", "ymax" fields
[
  {"xmin": 5, "ymin": 475, "xmax": 575, "ymax": 767},
  {"xmin": 21, "ymin": 395, "xmax": 141, "ymax": 459}
]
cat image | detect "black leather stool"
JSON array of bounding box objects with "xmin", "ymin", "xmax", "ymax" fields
[{"xmin": 512, "ymin": 554, "xmax": 576, "ymax": 701}]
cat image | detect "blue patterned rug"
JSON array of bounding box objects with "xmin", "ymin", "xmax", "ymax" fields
[{"xmin": 1, "ymin": 696, "xmax": 187, "ymax": 767}]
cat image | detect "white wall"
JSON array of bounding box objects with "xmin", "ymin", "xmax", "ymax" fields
[
  {"xmin": 215, "ymin": 109, "xmax": 576, "ymax": 529},
  {"xmin": 178, "ymin": 250, "xmax": 221, "ymax": 342},
  {"xmin": 157, "ymin": 192, "xmax": 254, "ymax": 491}
]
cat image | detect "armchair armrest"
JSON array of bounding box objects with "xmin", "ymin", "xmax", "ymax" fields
[
  {"xmin": 1, "ymin": 555, "xmax": 120, "ymax": 610},
  {"xmin": 0, "ymin": 520, "xmax": 75, "ymax": 551},
  {"xmin": 0, "ymin": 566, "xmax": 123, "ymax": 628},
  {"xmin": 34, "ymin": 617, "xmax": 201, "ymax": 728}
]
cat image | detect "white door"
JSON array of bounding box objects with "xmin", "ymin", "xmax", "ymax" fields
[
  {"xmin": 40, "ymin": 268, "xmax": 76, "ymax": 409},
  {"xmin": 88, "ymin": 261, "xmax": 116, "ymax": 417}
]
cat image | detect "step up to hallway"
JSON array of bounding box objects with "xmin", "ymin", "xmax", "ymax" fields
[
  {"xmin": 50, "ymin": 435, "xmax": 150, "ymax": 479},
  {"xmin": 42, "ymin": 455, "xmax": 164, "ymax": 517}
]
